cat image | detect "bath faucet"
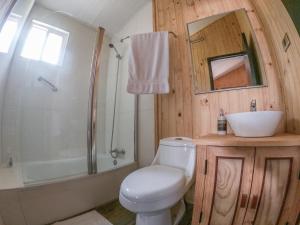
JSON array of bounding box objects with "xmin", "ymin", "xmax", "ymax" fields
[
  {"xmin": 110, "ymin": 148, "xmax": 126, "ymax": 159},
  {"xmin": 250, "ymin": 99, "xmax": 257, "ymax": 112},
  {"xmin": 8, "ymin": 157, "xmax": 13, "ymax": 168}
]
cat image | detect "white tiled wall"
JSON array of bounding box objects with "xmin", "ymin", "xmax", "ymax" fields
[
  {"xmin": 0, "ymin": 2, "xmax": 155, "ymax": 225},
  {"xmin": 0, "ymin": 0, "xmax": 34, "ymax": 166},
  {"xmin": 96, "ymin": 34, "xmax": 135, "ymax": 167},
  {"xmin": 97, "ymin": 1, "xmax": 155, "ymax": 167},
  {"xmin": 1, "ymin": 4, "xmax": 97, "ymax": 166},
  {"xmin": 114, "ymin": 1, "xmax": 155, "ymax": 167}
]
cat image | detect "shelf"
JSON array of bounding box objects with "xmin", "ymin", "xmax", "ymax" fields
[{"xmin": 193, "ymin": 133, "xmax": 300, "ymax": 147}]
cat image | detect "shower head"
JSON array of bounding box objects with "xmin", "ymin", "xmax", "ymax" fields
[{"xmin": 109, "ymin": 43, "xmax": 122, "ymax": 59}]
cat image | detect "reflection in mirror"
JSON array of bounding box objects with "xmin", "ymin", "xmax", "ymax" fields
[{"xmin": 187, "ymin": 9, "xmax": 266, "ymax": 94}]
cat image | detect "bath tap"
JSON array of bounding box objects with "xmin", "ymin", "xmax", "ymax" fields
[
  {"xmin": 110, "ymin": 149, "xmax": 125, "ymax": 159},
  {"xmin": 8, "ymin": 157, "xmax": 13, "ymax": 168},
  {"xmin": 250, "ymin": 99, "xmax": 257, "ymax": 112}
]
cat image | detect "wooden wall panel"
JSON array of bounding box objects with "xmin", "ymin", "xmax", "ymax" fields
[
  {"xmin": 154, "ymin": 0, "xmax": 193, "ymax": 139},
  {"xmin": 251, "ymin": 0, "xmax": 300, "ymax": 134},
  {"xmin": 153, "ymin": 0, "xmax": 285, "ymax": 140}
]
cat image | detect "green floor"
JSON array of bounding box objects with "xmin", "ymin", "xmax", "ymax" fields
[{"xmin": 96, "ymin": 200, "xmax": 193, "ymax": 225}]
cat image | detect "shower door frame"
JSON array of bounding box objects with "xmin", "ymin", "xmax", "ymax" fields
[
  {"xmin": 0, "ymin": 0, "xmax": 17, "ymax": 30},
  {"xmin": 88, "ymin": 27, "xmax": 138, "ymax": 174}
]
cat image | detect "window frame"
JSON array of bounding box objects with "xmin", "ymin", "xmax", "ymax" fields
[
  {"xmin": 21, "ymin": 19, "xmax": 69, "ymax": 65},
  {"xmin": 0, "ymin": 13, "xmax": 21, "ymax": 53}
]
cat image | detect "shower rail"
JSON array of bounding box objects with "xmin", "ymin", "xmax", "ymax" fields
[{"xmin": 87, "ymin": 27, "xmax": 105, "ymax": 174}]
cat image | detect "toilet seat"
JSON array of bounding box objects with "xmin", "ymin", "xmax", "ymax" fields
[{"xmin": 120, "ymin": 165, "xmax": 185, "ymax": 202}]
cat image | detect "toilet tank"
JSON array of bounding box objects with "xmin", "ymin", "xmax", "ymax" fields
[{"xmin": 152, "ymin": 137, "xmax": 196, "ymax": 178}]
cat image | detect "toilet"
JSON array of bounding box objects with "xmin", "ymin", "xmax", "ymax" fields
[{"xmin": 119, "ymin": 137, "xmax": 196, "ymax": 225}]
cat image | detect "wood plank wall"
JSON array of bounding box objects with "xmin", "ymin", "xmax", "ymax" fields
[
  {"xmin": 153, "ymin": 0, "xmax": 285, "ymax": 140},
  {"xmin": 251, "ymin": 0, "xmax": 300, "ymax": 134}
]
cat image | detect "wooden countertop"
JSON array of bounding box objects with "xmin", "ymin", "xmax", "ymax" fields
[{"xmin": 193, "ymin": 133, "xmax": 300, "ymax": 147}]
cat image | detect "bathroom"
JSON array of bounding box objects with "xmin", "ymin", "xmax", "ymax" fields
[{"xmin": 0, "ymin": 0, "xmax": 299, "ymax": 225}]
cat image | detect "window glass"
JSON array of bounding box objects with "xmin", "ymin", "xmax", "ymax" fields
[
  {"xmin": 42, "ymin": 33, "xmax": 63, "ymax": 64},
  {"xmin": 21, "ymin": 20, "xmax": 69, "ymax": 65},
  {"xmin": 0, "ymin": 15, "xmax": 19, "ymax": 53},
  {"xmin": 21, "ymin": 24, "xmax": 48, "ymax": 60}
]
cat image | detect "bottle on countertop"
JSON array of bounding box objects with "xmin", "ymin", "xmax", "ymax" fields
[{"xmin": 217, "ymin": 108, "xmax": 227, "ymax": 135}]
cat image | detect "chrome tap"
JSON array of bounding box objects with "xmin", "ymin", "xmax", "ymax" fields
[
  {"xmin": 8, "ymin": 157, "xmax": 13, "ymax": 168},
  {"xmin": 250, "ymin": 99, "xmax": 257, "ymax": 112},
  {"xmin": 110, "ymin": 148, "xmax": 126, "ymax": 159}
]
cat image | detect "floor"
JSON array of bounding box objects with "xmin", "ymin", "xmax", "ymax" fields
[
  {"xmin": 52, "ymin": 211, "xmax": 112, "ymax": 225},
  {"xmin": 96, "ymin": 200, "xmax": 193, "ymax": 225}
]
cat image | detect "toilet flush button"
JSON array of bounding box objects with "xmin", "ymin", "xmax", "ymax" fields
[{"xmin": 175, "ymin": 138, "xmax": 183, "ymax": 140}]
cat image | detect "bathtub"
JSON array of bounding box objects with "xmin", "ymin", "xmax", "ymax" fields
[
  {"xmin": 22, "ymin": 154, "xmax": 133, "ymax": 185},
  {"xmin": 0, "ymin": 161, "xmax": 137, "ymax": 225}
]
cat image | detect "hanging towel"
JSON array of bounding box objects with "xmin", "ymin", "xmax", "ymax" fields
[{"xmin": 127, "ymin": 32, "xmax": 170, "ymax": 94}]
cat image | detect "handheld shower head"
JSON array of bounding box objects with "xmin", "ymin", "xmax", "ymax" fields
[{"xmin": 109, "ymin": 43, "xmax": 122, "ymax": 59}]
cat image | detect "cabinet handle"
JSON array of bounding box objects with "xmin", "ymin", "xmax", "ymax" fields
[
  {"xmin": 240, "ymin": 194, "xmax": 248, "ymax": 208},
  {"xmin": 250, "ymin": 195, "xmax": 259, "ymax": 209},
  {"xmin": 199, "ymin": 211, "xmax": 203, "ymax": 223}
]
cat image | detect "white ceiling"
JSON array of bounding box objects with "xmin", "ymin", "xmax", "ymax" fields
[{"xmin": 35, "ymin": 0, "xmax": 150, "ymax": 34}]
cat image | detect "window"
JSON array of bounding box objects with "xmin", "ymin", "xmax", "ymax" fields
[
  {"xmin": 0, "ymin": 14, "xmax": 20, "ymax": 53},
  {"xmin": 21, "ymin": 20, "xmax": 69, "ymax": 65}
]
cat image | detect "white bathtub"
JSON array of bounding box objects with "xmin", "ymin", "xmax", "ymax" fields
[
  {"xmin": 0, "ymin": 162, "xmax": 137, "ymax": 225},
  {"xmin": 22, "ymin": 154, "xmax": 133, "ymax": 184}
]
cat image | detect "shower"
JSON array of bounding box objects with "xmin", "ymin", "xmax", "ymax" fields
[
  {"xmin": 109, "ymin": 43, "xmax": 122, "ymax": 60},
  {"xmin": 108, "ymin": 43, "xmax": 125, "ymax": 162},
  {"xmin": 0, "ymin": 0, "xmax": 138, "ymax": 191}
]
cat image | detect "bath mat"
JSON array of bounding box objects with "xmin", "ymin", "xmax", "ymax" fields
[{"xmin": 53, "ymin": 211, "xmax": 112, "ymax": 225}]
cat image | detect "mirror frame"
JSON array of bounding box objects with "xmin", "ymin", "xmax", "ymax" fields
[
  {"xmin": 207, "ymin": 51, "xmax": 249, "ymax": 90},
  {"xmin": 186, "ymin": 8, "xmax": 268, "ymax": 95}
]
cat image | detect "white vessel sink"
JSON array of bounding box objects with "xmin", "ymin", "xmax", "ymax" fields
[{"xmin": 226, "ymin": 111, "xmax": 283, "ymax": 137}]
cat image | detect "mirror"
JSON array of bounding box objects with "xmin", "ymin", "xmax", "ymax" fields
[{"xmin": 187, "ymin": 9, "xmax": 266, "ymax": 94}]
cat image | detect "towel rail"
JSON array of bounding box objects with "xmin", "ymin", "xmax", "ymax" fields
[
  {"xmin": 120, "ymin": 31, "xmax": 177, "ymax": 42},
  {"xmin": 37, "ymin": 76, "xmax": 58, "ymax": 92}
]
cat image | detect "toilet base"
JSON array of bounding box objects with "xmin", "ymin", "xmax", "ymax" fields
[{"xmin": 136, "ymin": 209, "xmax": 171, "ymax": 225}]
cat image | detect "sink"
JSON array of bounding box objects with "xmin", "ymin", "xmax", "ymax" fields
[{"xmin": 226, "ymin": 111, "xmax": 283, "ymax": 137}]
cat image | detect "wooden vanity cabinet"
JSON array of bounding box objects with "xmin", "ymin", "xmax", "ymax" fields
[{"xmin": 192, "ymin": 135, "xmax": 300, "ymax": 225}]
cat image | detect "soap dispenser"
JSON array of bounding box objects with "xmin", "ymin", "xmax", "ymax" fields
[{"xmin": 217, "ymin": 108, "xmax": 227, "ymax": 135}]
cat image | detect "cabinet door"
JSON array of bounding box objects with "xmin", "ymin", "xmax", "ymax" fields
[
  {"xmin": 194, "ymin": 146, "xmax": 255, "ymax": 225},
  {"xmin": 192, "ymin": 146, "xmax": 208, "ymax": 225},
  {"xmin": 243, "ymin": 147, "xmax": 300, "ymax": 225}
]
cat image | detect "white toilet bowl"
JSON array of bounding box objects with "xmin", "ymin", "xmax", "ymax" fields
[{"xmin": 119, "ymin": 137, "xmax": 196, "ymax": 225}]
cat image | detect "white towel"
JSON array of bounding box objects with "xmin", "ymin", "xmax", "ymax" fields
[{"xmin": 127, "ymin": 32, "xmax": 170, "ymax": 94}]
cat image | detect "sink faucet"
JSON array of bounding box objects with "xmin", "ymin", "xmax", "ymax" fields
[{"xmin": 250, "ymin": 99, "xmax": 257, "ymax": 112}]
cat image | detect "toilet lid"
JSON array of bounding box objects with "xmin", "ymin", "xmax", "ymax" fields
[{"xmin": 120, "ymin": 165, "xmax": 185, "ymax": 202}]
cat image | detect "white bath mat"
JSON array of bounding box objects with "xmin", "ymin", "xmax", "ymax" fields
[{"xmin": 52, "ymin": 211, "xmax": 112, "ymax": 225}]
